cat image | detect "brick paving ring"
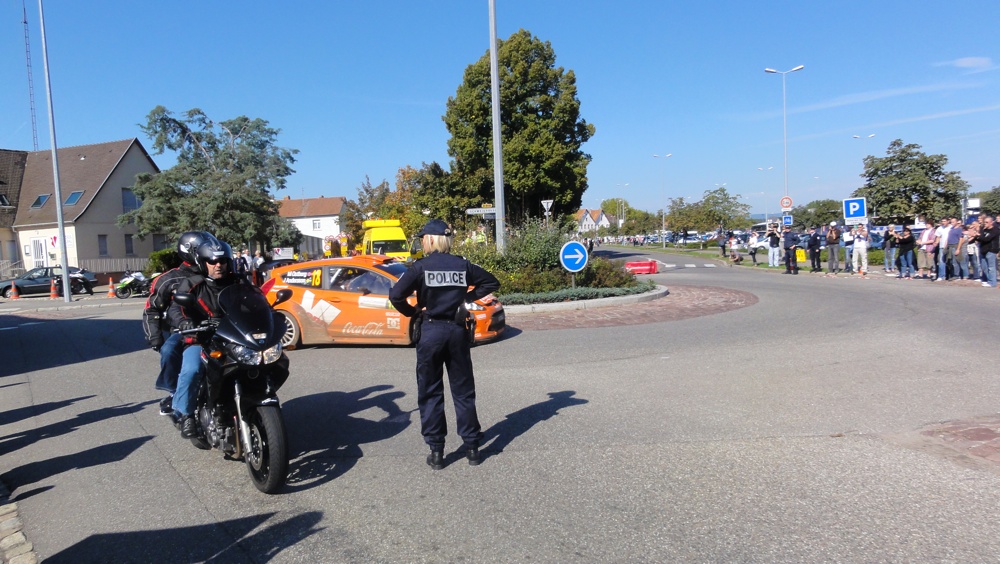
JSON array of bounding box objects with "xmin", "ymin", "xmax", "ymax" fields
[{"xmin": 504, "ymin": 285, "xmax": 758, "ymax": 331}]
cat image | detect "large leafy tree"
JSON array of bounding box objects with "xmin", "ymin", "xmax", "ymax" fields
[
  {"xmin": 444, "ymin": 29, "xmax": 595, "ymax": 222},
  {"xmin": 119, "ymin": 106, "xmax": 300, "ymax": 249},
  {"xmin": 853, "ymin": 139, "xmax": 967, "ymax": 224},
  {"xmin": 975, "ymin": 186, "xmax": 1000, "ymax": 216},
  {"xmin": 789, "ymin": 199, "xmax": 840, "ymax": 230},
  {"xmin": 339, "ymin": 176, "xmax": 393, "ymax": 243}
]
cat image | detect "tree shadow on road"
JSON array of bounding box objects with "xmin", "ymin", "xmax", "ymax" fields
[
  {"xmin": 2, "ymin": 435, "xmax": 153, "ymax": 491},
  {"xmin": 45, "ymin": 511, "xmax": 325, "ymax": 563},
  {"xmin": 478, "ymin": 390, "xmax": 588, "ymax": 462},
  {"xmin": 281, "ymin": 385, "xmax": 413, "ymax": 492},
  {"xmin": 0, "ymin": 399, "xmax": 154, "ymax": 457}
]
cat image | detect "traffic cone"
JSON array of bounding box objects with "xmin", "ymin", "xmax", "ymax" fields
[
  {"xmin": 9, "ymin": 283, "xmax": 20, "ymax": 299},
  {"xmin": 107, "ymin": 277, "xmax": 116, "ymax": 298},
  {"xmin": 49, "ymin": 278, "xmax": 58, "ymax": 299}
]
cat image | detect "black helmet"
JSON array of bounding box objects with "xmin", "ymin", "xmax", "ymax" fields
[
  {"xmin": 193, "ymin": 233, "xmax": 233, "ymax": 275},
  {"xmin": 177, "ymin": 231, "xmax": 209, "ymax": 265}
]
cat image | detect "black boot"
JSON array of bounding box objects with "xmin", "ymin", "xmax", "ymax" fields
[
  {"xmin": 180, "ymin": 416, "xmax": 200, "ymax": 438},
  {"xmin": 466, "ymin": 446, "xmax": 481, "ymax": 466},
  {"xmin": 426, "ymin": 449, "xmax": 445, "ymax": 470}
]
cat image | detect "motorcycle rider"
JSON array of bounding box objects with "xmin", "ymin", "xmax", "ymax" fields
[
  {"xmin": 143, "ymin": 232, "xmax": 209, "ymax": 417},
  {"xmin": 166, "ymin": 234, "xmax": 240, "ymax": 438}
]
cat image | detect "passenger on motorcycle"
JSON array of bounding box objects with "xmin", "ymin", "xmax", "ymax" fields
[
  {"xmin": 143, "ymin": 231, "xmax": 210, "ymax": 418},
  {"xmin": 166, "ymin": 234, "xmax": 239, "ymax": 438}
]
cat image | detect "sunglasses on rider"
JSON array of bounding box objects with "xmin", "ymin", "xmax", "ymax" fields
[{"xmin": 205, "ymin": 258, "xmax": 227, "ymax": 265}]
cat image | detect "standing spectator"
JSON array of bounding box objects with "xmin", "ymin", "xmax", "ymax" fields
[
  {"xmin": 718, "ymin": 224, "xmax": 728, "ymax": 257},
  {"xmin": 826, "ymin": 222, "xmax": 841, "ymax": 273},
  {"xmin": 234, "ymin": 250, "xmax": 249, "ymax": 278},
  {"xmin": 895, "ymin": 228, "xmax": 916, "ymax": 279},
  {"xmin": 782, "ymin": 225, "xmax": 800, "ymax": 274},
  {"xmin": 883, "ymin": 224, "xmax": 897, "ymax": 273},
  {"xmin": 917, "ymin": 223, "xmax": 937, "ymax": 279},
  {"xmin": 965, "ymin": 221, "xmax": 980, "ymax": 280},
  {"xmin": 953, "ymin": 218, "xmax": 969, "ymax": 280},
  {"xmin": 975, "ymin": 215, "xmax": 999, "ymax": 288},
  {"xmin": 806, "ymin": 226, "xmax": 822, "ymax": 272},
  {"xmin": 748, "ymin": 232, "xmax": 759, "ymax": 265},
  {"xmin": 933, "ymin": 218, "xmax": 953, "ymax": 281},
  {"xmin": 766, "ymin": 224, "xmax": 782, "ymax": 267},
  {"xmin": 852, "ymin": 225, "xmax": 869, "ymax": 276},
  {"xmin": 842, "ymin": 227, "xmax": 855, "ymax": 273},
  {"xmin": 252, "ymin": 250, "xmax": 265, "ymax": 285}
]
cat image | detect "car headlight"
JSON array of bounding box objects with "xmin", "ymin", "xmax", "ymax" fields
[
  {"xmin": 231, "ymin": 344, "xmax": 262, "ymax": 366},
  {"xmin": 262, "ymin": 342, "xmax": 282, "ymax": 364}
]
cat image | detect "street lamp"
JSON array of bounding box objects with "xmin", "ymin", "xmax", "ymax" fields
[
  {"xmin": 653, "ymin": 153, "xmax": 672, "ymax": 248},
  {"xmin": 616, "ymin": 183, "xmax": 629, "ymax": 231},
  {"xmin": 764, "ymin": 64, "xmax": 805, "ymax": 197}
]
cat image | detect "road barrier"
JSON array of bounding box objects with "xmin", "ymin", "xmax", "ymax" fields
[{"xmin": 625, "ymin": 260, "xmax": 658, "ymax": 275}]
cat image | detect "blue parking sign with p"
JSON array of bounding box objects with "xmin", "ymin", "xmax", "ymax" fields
[{"xmin": 844, "ymin": 197, "xmax": 867, "ymax": 220}]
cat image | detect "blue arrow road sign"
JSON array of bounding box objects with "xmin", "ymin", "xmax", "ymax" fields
[{"xmin": 559, "ymin": 241, "xmax": 589, "ymax": 273}]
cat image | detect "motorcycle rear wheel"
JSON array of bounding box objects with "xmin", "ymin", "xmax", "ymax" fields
[
  {"xmin": 244, "ymin": 405, "xmax": 288, "ymax": 494},
  {"xmin": 114, "ymin": 286, "xmax": 132, "ymax": 299}
]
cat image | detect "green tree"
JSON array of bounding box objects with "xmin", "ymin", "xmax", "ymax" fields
[
  {"xmin": 789, "ymin": 199, "xmax": 840, "ymax": 230},
  {"xmin": 977, "ymin": 186, "xmax": 1000, "ymax": 216},
  {"xmin": 118, "ymin": 106, "xmax": 299, "ymax": 250},
  {"xmin": 339, "ymin": 176, "xmax": 393, "ymax": 243},
  {"xmin": 854, "ymin": 139, "xmax": 967, "ymax": 224},
  {"xmin": 698, "ymin": 187, "xmax": 752, "ymax": 231},
  {"xmin": 444, "ymin": 29, "xmax": 595, "ymax": 222}
]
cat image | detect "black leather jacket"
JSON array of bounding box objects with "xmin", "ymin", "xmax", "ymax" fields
[{"xmin": 142, "ymin": 263, "xmax": 201, "ymax": 349}]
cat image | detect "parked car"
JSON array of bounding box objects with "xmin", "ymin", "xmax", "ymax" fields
[
  {"xmin": 0, "ymin": 266, "xmax": 98, "ymax": 298},
  {"xmin": 263, "ymin": 255, "xmax": 505, "ymax": 348},
  {"xmin": 256, "ymin": 259, "xmax": 297, "ymax": 284}
]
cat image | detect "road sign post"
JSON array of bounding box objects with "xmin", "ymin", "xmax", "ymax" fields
[
  {"xmin": 782, "ymin": 215, "xmax": 793, "ymax": 226},
  {"xmin": 779, "ymin": 196, "xmax": 793, "ymax": 212}
]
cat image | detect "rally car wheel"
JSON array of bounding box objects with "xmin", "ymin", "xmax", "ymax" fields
[{"xmin": 278, "ymin": 311, "xmax": 300, "ymax": 350}]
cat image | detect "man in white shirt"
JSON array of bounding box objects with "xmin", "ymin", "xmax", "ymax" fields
[
  {"xmin": 933, "ymin": 218, "xmax": 951, "ymax": 281},
  {"xmin": 852, "ymin": 225, "xmax": 869, "ymax": 276}
]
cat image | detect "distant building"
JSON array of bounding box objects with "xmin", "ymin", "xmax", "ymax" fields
[
  {"xmin": 573, "ymin": 208, "xmax": 611, "ymax": 233},
  {"xmin": 0, "ymin": 138, "xmax": 160, "ymax": 277},
  {"xmin": 277, "ymin": 195, "xmax": 347, "ymax": 258}
]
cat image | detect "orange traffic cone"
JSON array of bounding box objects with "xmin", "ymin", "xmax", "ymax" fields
[
  {"xmin": 9, "ymin": 283, "xmax": 20, "ymax": 299},
  {"xmin": 49, "ymin": 278, "xmax": 59, "ymax": 299},
  {"xmin": 107, "ymin": 277, "xmax": 116, "ymax": 298}
]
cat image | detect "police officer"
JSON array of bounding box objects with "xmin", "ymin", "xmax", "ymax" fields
[
  {"xmin": 142, "ymin": 231, "xmax": 209, "ymax": 418},
  {"xmin": 782, "ymin": 225, "xmax": 801, "ymax": 274},
  {"xmin": 388, "ymin": 219, "xmax": 500, "ymax": 470}
]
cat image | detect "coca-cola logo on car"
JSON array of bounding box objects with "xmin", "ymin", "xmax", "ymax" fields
[{"xmin": 342, "ymin": 322, "xmax": 385, "ymax": 336}]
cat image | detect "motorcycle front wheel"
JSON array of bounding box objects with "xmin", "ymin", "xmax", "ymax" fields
[
  {"xmin": 244, "ymin": 405, "xmax": 288, "ymax": 494},
  {"xmin": 114, "ymin": 286, "xmax": 133, "ymax": 299}
]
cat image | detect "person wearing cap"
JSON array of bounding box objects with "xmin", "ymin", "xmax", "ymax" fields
[
  {"xmin": 825, "ymin": 221, "xmax": 841, "ymax": 273},
  {"xmin": 388, "ymin": 219, "xmax": 500, "ymax": 470},
  {"xmin": 781, "ymin": 225, "xmax": 800, "ymax": 274},
  {"xmin": 806, "ymin": 226, "xmax": 822, "ymax": 272}
]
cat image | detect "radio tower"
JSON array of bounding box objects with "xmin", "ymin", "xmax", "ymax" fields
[{"xmin": 22, "ymin": 0, "xmax": 40, "ymax": 151}]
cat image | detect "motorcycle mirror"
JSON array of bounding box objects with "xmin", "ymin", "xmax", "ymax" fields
[
  {"xmin": 271, "ymin": 289, "xmax": 293, "ymax": 307},
  {"xmin": 173, "ymin": 292, "xmax": 195, "ymax": 308}
]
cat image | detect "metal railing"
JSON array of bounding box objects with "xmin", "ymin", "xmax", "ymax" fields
[
  {"xmin": 0, "ymin": 260, "xmax": 23, "ymax": 279},
  {"xmin": 79, "ymin": 257, "xmax": 150, "ymax": 275}
]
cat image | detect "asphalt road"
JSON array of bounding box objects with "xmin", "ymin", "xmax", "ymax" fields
[{"xmin": 3, "ymin": 250, "xmax": 1000, "ymax": 562}]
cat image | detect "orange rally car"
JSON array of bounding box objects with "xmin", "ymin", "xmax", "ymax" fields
[{"xmin": 262, "ymin": 255, "xmax": 505, "ymax": 348}]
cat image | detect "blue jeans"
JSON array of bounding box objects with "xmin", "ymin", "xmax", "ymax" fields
[
  {"xmin": 956, "ymin": 248, "xmax": 970, "ymax": 279},
  {"xmin": 938, "ymin": 244, "xmax": 956, "ymax": 279},
  {"xmin": 844, "ymin": 245, "xmax": 854, "ymax": 271},
  {"xmin": 898, "ymin": 250, "xmax": 914, "ymax": 278},
  {"xmin": 173, "ymin": 345, "xmax": 205, "ymax": 417},
  {"xmin": 981, "ymin": 252, "xmax": 997, "ymax": 287},
  {"xmin": 884, "ymin": 247, "xmax": 897, "ymax": 271},
  {"xmin": 155, "ymin": 332, "xmax": 182, "ymax": 393}
]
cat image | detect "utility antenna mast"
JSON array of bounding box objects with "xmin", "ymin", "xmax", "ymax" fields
[{"xmin": 22, "ymin": 0, "xmax": 40, "ymax": 151}]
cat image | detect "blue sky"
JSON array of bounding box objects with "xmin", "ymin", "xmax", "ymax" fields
[{"xmin": 2, "ymin": 1, "xmax": 998, "ymax": 218}]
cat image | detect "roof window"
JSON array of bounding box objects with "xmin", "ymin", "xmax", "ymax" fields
[
  {"xmin": 64, "ymin": 191, "xmax": 84, "ymax": 206},
  {"xmin": 29, "ymin": 194, "xmax": 49, "ymax": 209}
]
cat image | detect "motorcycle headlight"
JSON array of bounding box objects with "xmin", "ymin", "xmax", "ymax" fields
[
  {"xmin": 231, "ymin": 344, "xmax": 262, "ymax": 366},
  {"xmin": 262, "ymin": 342, "xmax": 282, "ymax": 364},
  {"xmin": 465, "ymin": 301, "xmax": 486, "ymax": 311}
]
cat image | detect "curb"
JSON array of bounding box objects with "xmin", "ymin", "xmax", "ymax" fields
[
  {"xmin": 504, "ymin": 284, "xmax": 669, "ymax": 314},
  {"xmin": 0, "ymin": 481, "xmax": 37, "ymax": 564}
]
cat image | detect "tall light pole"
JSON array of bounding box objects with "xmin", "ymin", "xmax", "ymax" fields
[
  {"xmin": 616, "ymin": 183, "xmax": 629, "ymax": 231},
  {"xmin": 653, "ymin": 153, "xmax": 672, "ymax": 248},
  {"xmin": 487, "ymin": 0, "xmax": 506, "ymax": 251},
  {"xmin": 764, "ymin": 65, "xmax": 804, "ymax": 197}
]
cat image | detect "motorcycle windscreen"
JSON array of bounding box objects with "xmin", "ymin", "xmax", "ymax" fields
[{"xmin": 216, "ymin": 282, "xmax": 281, "ymax": 349}]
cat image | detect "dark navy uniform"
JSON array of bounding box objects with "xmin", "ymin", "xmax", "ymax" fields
[
  {"xmin": 782, "ymin": 228, "xmax": 800, "ymax": 274},
  {"xmin": 389, "ymin": 241, "xmax": 500, "ymax": 456}
]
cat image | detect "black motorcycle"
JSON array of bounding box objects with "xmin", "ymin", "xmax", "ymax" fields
[
  {"xmin": 55, "ymin": 270, "xmax": 95, "ymax": 296},
  {"xmin": 175, "ymin": 284, "xmax": 293, "ymax": 494}
]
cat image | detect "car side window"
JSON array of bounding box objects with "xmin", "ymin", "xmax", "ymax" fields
[{"xmin": 343, "ymin": 270, "xmax": 391, "ymax": 296}]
